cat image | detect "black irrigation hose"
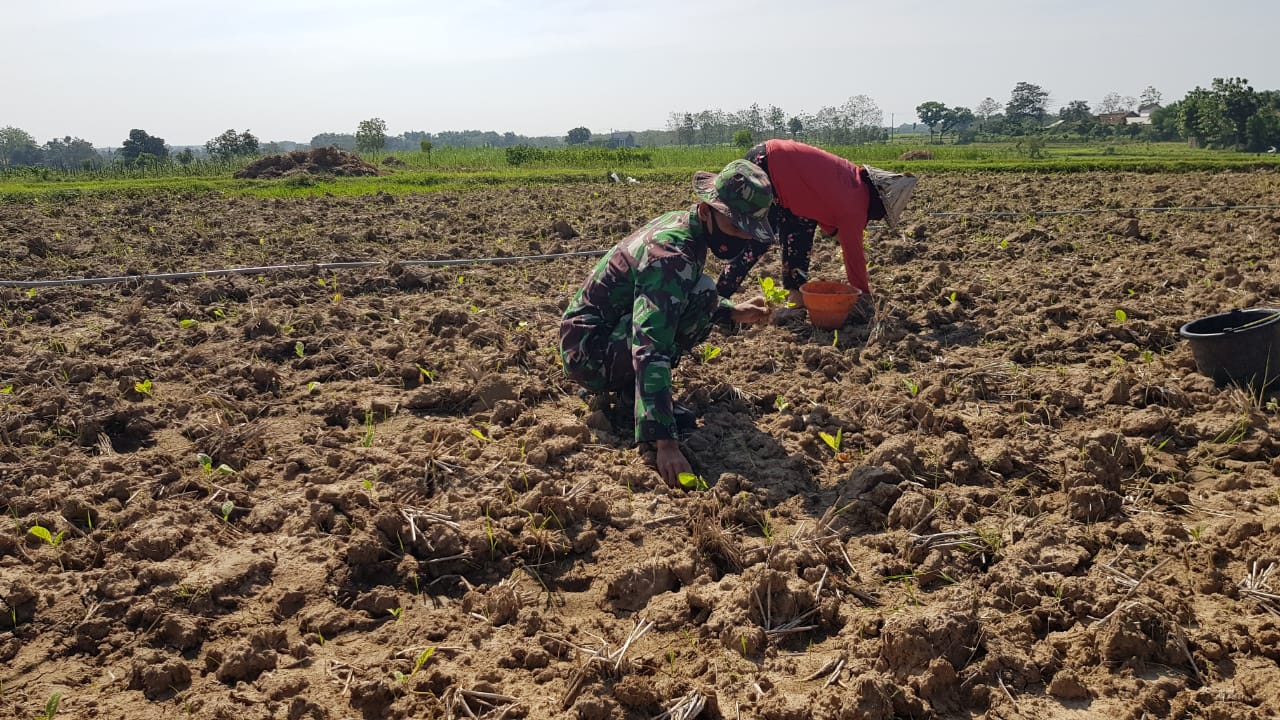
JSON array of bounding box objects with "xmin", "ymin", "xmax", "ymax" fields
[
  {"xmin": 0, "ymin": 250, "xmax": 610, "ymax": 289},
  {"xmin": 4, "ymin": 204, "xmax": 1280, "ymax": 289}
]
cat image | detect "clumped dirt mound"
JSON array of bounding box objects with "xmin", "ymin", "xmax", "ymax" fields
[
  {"xmin": 900, "ymin": 149, "xmax": 935, "ymax": 160},
  {"xmin": 1, "ymin": 172, "xmax": 1280, "ymax": 719},
  {"xmin": 234, "ymin": 146, "xmax": 380, "ymax": 179}
]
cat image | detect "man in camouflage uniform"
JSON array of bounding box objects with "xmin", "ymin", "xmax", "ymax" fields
[{"xmin": 561, "ymin": 160, "xmax": 775, "ymax": 486}]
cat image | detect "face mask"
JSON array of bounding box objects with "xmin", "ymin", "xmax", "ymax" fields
[{"xmin": 706, "ymin": 211, "xmax": 748, "ymax": 260}]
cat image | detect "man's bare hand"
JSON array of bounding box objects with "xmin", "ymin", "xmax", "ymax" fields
[
  {"xmin": 655, "ymin": 439, "xmax": 693, "ymax": 487},
  {"xmin": 730, "ymin": 296, "xmax": 770, "ymax": 325}
]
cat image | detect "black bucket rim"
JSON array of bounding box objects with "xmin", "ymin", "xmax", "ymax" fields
[{"xmin": 1178, "ymin": 307, "xmax": 1280, "ymax": 339}]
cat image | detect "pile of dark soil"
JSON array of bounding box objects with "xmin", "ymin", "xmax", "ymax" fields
[{"xmin": 234, "ymin": 146, "xmax": 380, "ymax": 179}]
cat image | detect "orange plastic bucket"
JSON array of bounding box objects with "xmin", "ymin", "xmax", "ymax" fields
[{"xmin": 800, "ymin": 281, "xmax": 861, "ymax": 330}]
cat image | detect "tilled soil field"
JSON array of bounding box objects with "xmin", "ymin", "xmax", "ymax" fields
[{"xmin": 1, "ymin": 171, "xmax": 1279, "ymax": 720}]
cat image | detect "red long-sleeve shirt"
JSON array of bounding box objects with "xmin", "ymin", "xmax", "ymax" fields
[{"xmin": 763, "ymin": 139, "xmax": 872, "ymax": 294}]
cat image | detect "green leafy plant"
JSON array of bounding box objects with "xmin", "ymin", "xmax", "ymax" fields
[
  {"xmin": 819, "ymin": 428, "xmax": 843, "ymax": 453},
  {"xmin": 699, "ymin": 344, "xmax": 722, "ymax": 363},
  {"xmin": 294, "ymin": 341, "xmax": 305, "ymax": 358},
  {"xmin": 0, "ymin": 385, "xmax": 11, "ymax": 394},
  {"xmin": 362, "ymin": 410, "xmax": 375, "ymax": 447},
  {"xmin": 759, "ymin": 277, "xmax": 793, "ymax": 308},
  {"xmin": 219, "ymin": 500, "xmax": 235, "ymax": 523},
  {"xmin": 388, "ymin": 607, "xmax": 403, "ymax": 621},
  {"xmin": 470, "ymin": 428, "xmax": 491, "ymax": 442},
  {"xmin": 903, "ymin": 378, "xmax": 920, "ymax": 396},
  {"xmin": 947, "ymin": 291, "xmax": 958, "ymax": 305},
  {"xmin": 394, "ymin": 646, "xmax": 437, "ymax": 683},
  {"xmin": 677, "ymin": 472, "xmax": 708, "ymax": 491},
  {"xmin": 37, "ymin": 691, "xmax": 61, "ymax": 720},
  {"xmin": 134, "ymin": 378, "xmax": 153, "ymax": 396},
  {"xmin": 196, "ymin": 453, "xmax": 235, "ymax": 475},
  {"xmin": 28, "ymin": 525, "xmax": 64, "ymax": 548},
  {"xmin": 179, "ymin": 318, "xmax": 198, "ymax": 329},
  {"xmin": 773, "ymin": 395, "xmax": 790, "ymax": 412},
  {"xmin": 1114, "ymin": 309, "xmax": 1128, "ymax": 323}
]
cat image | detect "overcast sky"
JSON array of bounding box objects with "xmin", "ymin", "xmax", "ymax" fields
[{"xmin": 4, "ymin": 0, "xmax": 1277, "ymax": 147}]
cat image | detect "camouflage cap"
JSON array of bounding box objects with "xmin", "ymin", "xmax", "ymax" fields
[{"xmin": 692, "ymin": 159, "xmax": 776, "ymax": 243}]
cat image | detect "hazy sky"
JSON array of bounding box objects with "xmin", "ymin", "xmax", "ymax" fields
[{"xmin": 5, "ymin": 0, "xmax": 1278, "ymax": 147}]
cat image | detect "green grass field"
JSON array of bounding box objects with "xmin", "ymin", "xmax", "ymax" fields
[{"xmin": 2, "ymin": 141, "xmax": 1278, "ymax": 201}]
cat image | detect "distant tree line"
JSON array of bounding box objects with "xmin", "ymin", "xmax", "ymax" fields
[{"xmin": 4, "ymin": 77, "xmax": 1278, "ymax": 173}]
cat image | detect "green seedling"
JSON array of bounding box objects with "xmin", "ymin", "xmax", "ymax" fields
[
  {"xmin": 1114, "ymin": 309, "xmax": 1128, "ymax": 323},
  {"xmin": 417, "ymin": 365, "xmax": 435, "ymax": 384},
  {"xmin": 948, "ymin": 291, "xmax": 958, "ymax": 304},
  {"xmin": 196, "ymin": 453, "xmax": 235, "ymax": 475},
  {"xmin": 819, "ymin": 428, "xmax": 843, "ymax": 453},
  {"xmin": 362, "ymin": 411, "xmax": 375, "ymax": 447},
  {"xmin": 699, "ymin": 344, "xmax": 722, "ymax": 363},
  {"xmin": 396, "ymin": 646, "xmax": 437, "ymax": 683},
  {"xmin": 388, "ymin": 607, "xmax": 403, "ymax": 621},
  {"xmin": 28, "ymin": 525, "xmax": 64, "ymax": 548},
  {"xmin": 773, "ymin": 395, "xmax": 790, "ymax": 412},
  {"xmin": 470, "ymin": 428, "xmax": 491, "ymax": 442},
  {"xmin": 37, "ymin": 691, "xmax": 61, "ymax": 720},
  {"xmin": 219, "ymin": 500, "xmax": 234, "ymax": 523},
  {"xmin": 677, "ymin": 472, "xmax": 709, "ymax": 491},
  {"xmin": 903, "ymin": 378, "xmax": 920, "ymax": 396},
  {"xmin": 134, "ymin": 378, "xmax": 153, "ymax": 396},
  {"xmin": 0, "ymin": 385, "xmax": 11, "ymax": 394},
  {"xmin": 294, "ymin": 341, "xmax": 305, "ymax": 358},
  {"xmin": 759, "ymin": 277, "xmax": 794, "ymax": 308},
  {"xmin": 179, "ymin": 319, "xmax": 198, "ymax": 329},
  {"xmin": 307, "ymin": 381, "xmax": 320, "ymax": 393}
]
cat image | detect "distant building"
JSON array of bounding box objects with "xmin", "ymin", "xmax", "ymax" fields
[
  {"xmin": 1126, "ymin": 103, "xmax": 1161, "ymax": 125},
  {"xmin": 1097, "ymin": 111, "xmax": 1138, "ymax": 126}
]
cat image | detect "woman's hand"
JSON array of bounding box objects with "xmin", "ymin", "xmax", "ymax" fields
[{"xmin": 730, "ymin": 296, "xmax": 770, "ymax": 324}]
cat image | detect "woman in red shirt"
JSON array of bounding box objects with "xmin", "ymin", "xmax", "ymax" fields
[{"xmin": 715, "ymin": 139, "xmax": 917, "ymax": 304}]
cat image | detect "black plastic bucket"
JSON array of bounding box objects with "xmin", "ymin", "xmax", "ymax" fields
[{"xmin": 1179, "ymin": 308, "xmax": 1280, "ymax": 391}]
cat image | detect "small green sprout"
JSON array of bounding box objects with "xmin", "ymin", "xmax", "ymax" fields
[
  {"xmin": 470, "ymin": 428, "xmax": 491, "ymax": 442},
  {"xmin": 134, "ymin": 378, "xmax": 153, "ymax": 396},
  {"xmin": 179, "ymin": 319, "xmax": 198, "ymax": 329},
  {"xmin": 307, "ymin": 381, "xmax": 320, "ymax": 393},
  {"xmin": 773, "ymin": 395, "xmax": 790, "ymax": 412},
  {"xmin": 699, "ymin": 344, "xmax": 722, "ymax": 363},
  {"xmin": 0, "ymin": 385, "xmax": 11, "ymax": 394},
  {"xmin": 759, "ymin": 277, "xmax": 794, "ymax": 308},
  {"xmin": 947, "ymin": 291, "xmax": 958, "ymax": 304},
  {"xmin": 38, "ymin": 691, "xmax": 61, "ymax": 720},
  {"xmin": 294, "ymin": 341, "xmax": 305, "ymax": 358},
  {"xmin": 417, "ymin": 365, "xmax": 435, "ymax": 384},
  {"xmin": 361, "ymin": 411, "xmax": 375, "ymax": 447},
  {"xmin": 677, "ymin": 472, "xmax": 708, "ymax": 491},
  {"xmin": 219, "ymin": 500, "xmax": 235, "ymax": 523},
  {"xmin": 1114, "ymin": 309, "xmax": 1128, "ymax": 323},
  {"xmin": 395, "ymin": 645, "xmax": 436, "ymax": 682},
  {"xmin": 388, "ymin": 607, "xmax": 403, "ymax": 621},
  {"xmin": 819, "ymin": 428, "xmax": 843, "ymax": 453},
  {"xmin": 28, "ymin": 525, "xmax": 64, "ymax": 547},
  {"xmin": 196, "ymin": 453, "xmax": 235, "ymax": 474},
  {"xmin": 903, "ymin": 378, "xmax": 920, "ymax": 396}
]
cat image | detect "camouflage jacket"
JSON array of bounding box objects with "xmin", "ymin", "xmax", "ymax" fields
[{"xmin": 562, "ymin": 207, "xmax": 735, "ymax": 442}]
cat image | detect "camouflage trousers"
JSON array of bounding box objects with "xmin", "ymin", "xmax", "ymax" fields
[{"xmin": 560, "ymin": 273, "xmax": 720, "ymax": 394}]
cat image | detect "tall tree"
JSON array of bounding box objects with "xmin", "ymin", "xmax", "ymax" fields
[
  {"xmin": 565, "ymin": 126, "xmax": 591, "ymax": 145},
  {"xmin": 205, "ymin": 129, "xmax": 259, "ymax": 161},
  {"xmin": 120, "ymin": 129, "xmax": 168, "ymax": 163},
  {"xmin": 42, "ymin": 136, "xmax": 99, "ymax": 169},
  {"xmin": 940, "ymin": 106, "xmax": 975, "ymax": 139},
  {"xmin": 975, "ymin": 97, "xmax": 1001, "ymax": 121},
  {"xmin": 1098, "ymin": 92, "xmax": 1136, "ymax": 114},
  {"xmin": 1005, "ymin": 82, "xmax": 1050, "ymax": 124},
  {"xmin": 355, "ymin": 118, "xmax": 388, "ymax": 152},
  {"xmin": 1058, "ymin": 100, "xmax": 1092, "ymax": 123},
  {"xmin": 0, "ymin": 126, "xmax": 43, "ymax": 167},
  {"xmin": 787, "ymin": 116, "xmax": 803, "ymax": 138},
  {"xmin": 915, "ymin": 101, "xmax": 948, "ymax": 142},
  {"xmin": 1139, "ymin": 86, "xmax": 1163, "ymax": 108},
  {"xmin": 1212, "ymin": 77, "xmax": 1259, "ymax": 148}
]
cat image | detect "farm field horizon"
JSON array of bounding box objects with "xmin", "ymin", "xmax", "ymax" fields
[{"xmin": 2, "ymin": 169, "xmax": 1280, "ymax": 719}]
